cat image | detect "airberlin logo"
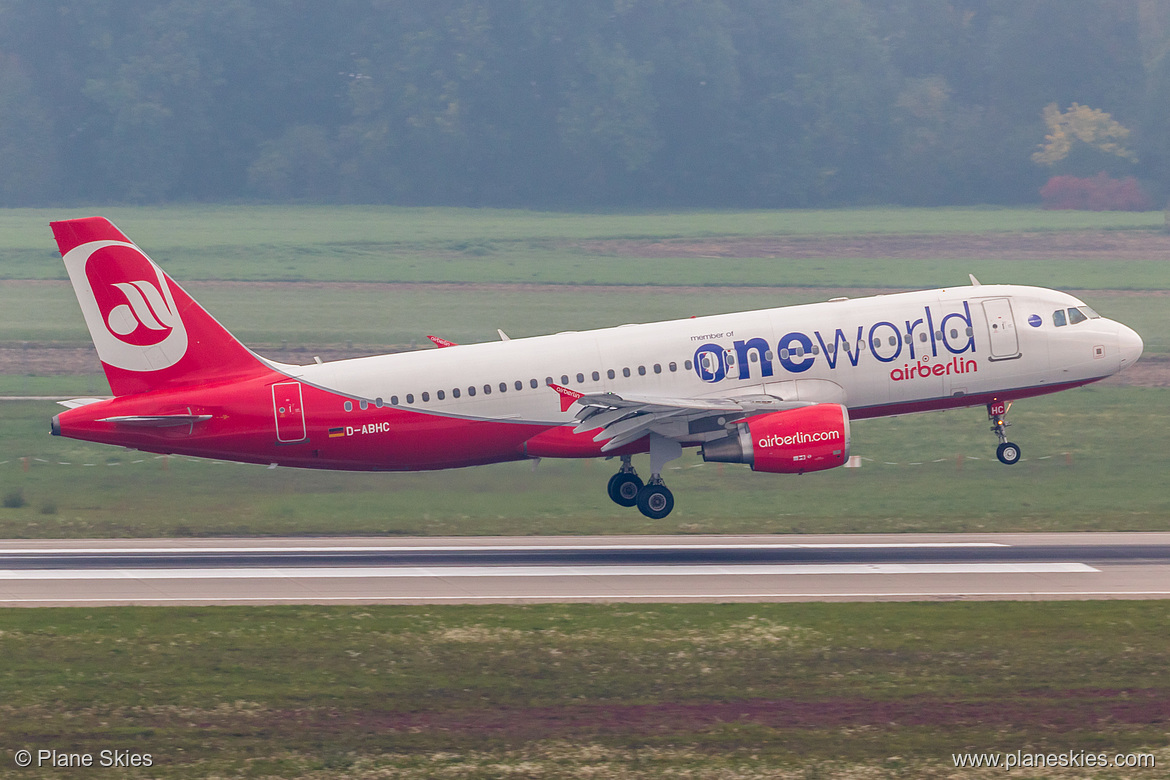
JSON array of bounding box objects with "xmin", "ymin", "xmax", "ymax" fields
[
  {"xmin": 62, "ymin": 240, "xmax": 189, "ymax": 372},
  {"xmin": 758, "ymin": 430, "xmax": 841, "ymax": 448},
  {"xmin": 104, "ymin": 280, "xmax": 177, "ymax": 345}
]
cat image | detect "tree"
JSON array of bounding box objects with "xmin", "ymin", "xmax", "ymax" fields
[{"xmin": 1032, "ymin": 102, "xmax": 1138, "ymax": 175}]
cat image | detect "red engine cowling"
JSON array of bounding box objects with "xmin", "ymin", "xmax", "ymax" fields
[{"xmin": 701, "ymin": 404, "xmax": 850, "ymax": 474}]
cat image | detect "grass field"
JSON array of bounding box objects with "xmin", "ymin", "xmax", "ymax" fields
[
  {"xmin": 2, "ymin": 387, "xmax": 1166, "ymax": 538},
  {"xmin": 2, "ymin": 206, "xmax": 1168, "ymax": 288},
  {"xmin": 4, "ymin": 284, "xmax": 1168, "ymax": 356},
  {"xmin": 1, "ymin": 602, "xmax": 1167, "ymax": 778}
]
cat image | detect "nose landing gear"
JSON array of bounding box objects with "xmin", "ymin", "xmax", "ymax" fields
[{"xmin": 988, "ymin": 401, "xmax": 1021, "ymax": 465}]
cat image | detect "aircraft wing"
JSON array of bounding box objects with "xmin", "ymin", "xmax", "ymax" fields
[{"xmin": 552, "ymin": 384, "xmax": 817, "ymax": 452}]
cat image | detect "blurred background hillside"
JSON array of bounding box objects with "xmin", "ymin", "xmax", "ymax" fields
[{"xmin": 1, "ymin": 0, "xmax": 1167, "ymax": 209}]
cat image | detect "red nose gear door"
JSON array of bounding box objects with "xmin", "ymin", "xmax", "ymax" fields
[{"xmin": 272, "ymin": 381, "xmax": 307, "ymax": 442}]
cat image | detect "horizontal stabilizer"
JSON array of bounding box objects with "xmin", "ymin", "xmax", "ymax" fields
[{"xmin": 57, "ymin": 397, "xmax": 111, "ymax": 409}]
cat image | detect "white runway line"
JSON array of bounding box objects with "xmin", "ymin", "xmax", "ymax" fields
[
  {"xmin": 0, "ymin": 563, "xmax": 1097, "ymax": 580},
  {"xmin": 0, "ymin": 542, "xmax": 1009, "ymax": 555}
]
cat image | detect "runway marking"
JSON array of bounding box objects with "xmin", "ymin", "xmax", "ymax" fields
[
  {"xmin": 0, "ymin": 542, "xmax": 1009, "ymax": 555},
  {"xmin": 0, "ymin": 592, "xmax": 1165, "ymax": 605},
  {"xmin": 0, "ymin": 563, "xmax": 1096, "ymax": 579}
]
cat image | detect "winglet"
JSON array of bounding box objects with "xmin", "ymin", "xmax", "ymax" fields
[
  {"xmin": 549, "ymin": 382, "xmax": 583, "ymax": 412},
  {"xmin": 969, "ymin": 274, "xmax": 982, "ymax": 286},
  {"xmin": 426, "ymin": 335, "xmax": 458, "ymax": 348},
  {"xmin": 497, "ymin": 329, "xmax": 511, "ymax": 341}
]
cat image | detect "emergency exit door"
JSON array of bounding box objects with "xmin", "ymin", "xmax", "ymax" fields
[{"xmin": 272, "ymin": 381, "xmax": 307, "ymax": 442}]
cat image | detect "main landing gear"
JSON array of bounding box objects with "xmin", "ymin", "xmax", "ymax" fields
[
  {"xmin": 605, "ymin": 435, "xmax": 682, "ymax": 519},
  {"xmin": 988, "ymin": 401, "xmax": 1021, "ymax": 465}
]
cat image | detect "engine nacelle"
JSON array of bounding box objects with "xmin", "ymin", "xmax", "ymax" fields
[{"xmin": 701, "ymin": 404, "xmax": 850, "ymax": 474}]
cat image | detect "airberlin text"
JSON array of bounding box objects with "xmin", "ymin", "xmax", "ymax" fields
[
  {"xmin": 693, "ymin": 302, "xmax": 979, "ymax": 383},
  {"xmin": 758, "ymin": 430, "xmax": 841, "ymax": 448}
]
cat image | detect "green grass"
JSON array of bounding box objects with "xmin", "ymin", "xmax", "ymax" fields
[
  {"xmin": 2, "ymin": 282, "xmax": 1166, "ymax": 355},
  {"xmin": 0, "ymin": 602, "xmax": 1166, "ymax": 778},
  {"xmin": 2, "ymin": 205, "xmax": 1162, "ymax": 250},
  {"xmin": 3, "ymin": 205, "xmax": 1168, "ymax": 287},
  {"xmin": 2, "ymin": 387, "xmax": 1166, "ymax": 538}
]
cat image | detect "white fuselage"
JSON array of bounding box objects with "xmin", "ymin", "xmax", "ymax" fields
[{"xmin": 290, "ymin": 284, "xmax": 1140, "ymax": 429}]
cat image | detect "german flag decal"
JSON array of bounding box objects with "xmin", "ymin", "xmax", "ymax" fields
[{"xmin": 328, "ymin": 427, "xmax": 346, "ymax": 438}]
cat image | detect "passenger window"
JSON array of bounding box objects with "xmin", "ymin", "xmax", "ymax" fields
[
  {"xmin": 530, "ymin": 379, "xmax": 539, "ymax": 388},
  {"xmin": 949, "ymin": 329, "xmax": 958, "ymax": 339},
  {"xmin": 654, "ymin": 364, "xmax": 662, "ymax": 374},
  {"xmin": 1053, "ymin": 309, "xmax": 1067, "ymax": 327},
  {"xmin": 484, "ymin": 385, "xmax": 490, "ymax": 395},
  {"xmin": 545, "ymin": 376, "xmax": 553, "ymax": 386},
  {"xmin": 343, "ymin": 401, "xmax": 353, "ymax": 412},
  {"xmin": 919, "ymin": 332, "xmax": 928, "ymax": 342},
  {"xmin": 467, "ymin": 386, "xmax": 476, "ymax": 397},
  {"xmin": 515, "ymin": 380, "xmax": 523, "ymax": 391},
  {"xmin": 390, "ymin": 396, "xmax": 398, "ymax": 405},
  {"xmin": 638, "ymin": 365, "xmax": 646, "ymax": 376},
  {"xmin": 421, "ymin": 392, "xmax": 430, "ymax": 402},
  {"xmin": 684, "ymin": 360, "xmax": 693, "ymax": 370},
  {"xmin": 888, "ymin": 336, "xmax": 897, "ymax": 347},
  {"xmin": 608, "ymin": 369, "xmax": 616, "ymax": 379},
  {"xmin": 622, "ymin": 367, "xmax": 631, "ymax": 378},
  {"xmin": 375, "ymin": 397, "xmax": 383, "ymax": 408},
  {"xmin": 592, "ymin": 371, "xmax": 600, "ymax": 381},
  {"xmin": 780, "ymin": 348, "xmax": 789, "ymax": 359},
  {"xmin": 451, "ymin": 388, "xmax": 459, "ymax": 399},
  {"xmin": 577, "ymin": 373, "xmax": 585, "ymax": 383},
  {"xmin": 500, "ymin": 383, "xmax": 507, "ymax": 393},
  {"xmin": 668, "ymin": 362, "xmax": 677, "ymax": 372},
  {"xmin": 438, "ymin": 390, "xmax": 446, "ymax": 400},
  {"xmin": 561, "ymin": 375, "xmax": 569, "ymax": 385},
  {"xmin": 1068, "ymin": 307, "xmax": 1088, "ymax": 325},
  {"xmin": 764, "ymin": 351, "xmax": 773, "ymax": 361},
  {"xmin": 359, "ymin": 401, "xmax": 368, "ymax": 411}
]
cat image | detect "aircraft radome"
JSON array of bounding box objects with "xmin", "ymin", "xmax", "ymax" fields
[{"xmin": 50, "ymin": 217, "xmax": 1144, "ymax": 519}]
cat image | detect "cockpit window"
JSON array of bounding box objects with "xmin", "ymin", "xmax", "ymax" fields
[
  {"xmin": 1080, "ymin": 305, "xmax": 1101, "ymax": 319},
  {"xmin": 1067, "ymin": 307, "xmax": 1088, "ymax": 325},
  {"xmin": 1053, "ymin": 309, "xmax": 1067, "ymax": 327}
]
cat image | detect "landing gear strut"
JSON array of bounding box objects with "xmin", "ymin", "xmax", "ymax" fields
[
  {"xmin": 604, "ymin": 435, "xmax": 682, "ymax": 519},
  {"xmin": 988, "ymin": 401, "xmax": 1021, "ymax": 465}
]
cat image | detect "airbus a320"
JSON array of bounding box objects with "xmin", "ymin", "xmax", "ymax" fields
[{"xmin": 50, "ymin": 217, "xmax": 1143, "ymax": 519}]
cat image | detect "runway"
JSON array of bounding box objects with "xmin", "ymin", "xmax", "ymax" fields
[{"xmin": 2, "ymin": 532, "xmax": 1168, "ymax": 606}]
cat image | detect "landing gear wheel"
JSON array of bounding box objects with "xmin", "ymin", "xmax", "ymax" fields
[
  {"xmin": 996, "ymin": 442, "xmax": 1021, "ymax": 465},
  {"xmin": 636, "ymin": 484, "xmax": 674, "ymax": 519},
  {"xmin": 607, "ymin": 472, "xmax": 644, "ymax": 507}
]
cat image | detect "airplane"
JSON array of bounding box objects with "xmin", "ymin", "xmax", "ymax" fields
[{"xmin": 49, "ymin": 216, "xmax": 1144, "ymax": 519}]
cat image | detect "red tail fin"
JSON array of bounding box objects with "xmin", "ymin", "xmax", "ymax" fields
[{"xmin": 51, "ymin": 217, "xmax": 269, "ymax": 396}]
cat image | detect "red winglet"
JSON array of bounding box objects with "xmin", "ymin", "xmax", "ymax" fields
[
  {"xmin": 427, "ymin": 335, "xmax": 457, "ymax": 348},
  {"xmin": 549, "ymin": 383, "xmax": 583, "ymax": 413}
]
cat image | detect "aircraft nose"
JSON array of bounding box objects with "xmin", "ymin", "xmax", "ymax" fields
[{"xmin": 1118, "ymin": 323, "xmax": 1144, "ymax": 368}]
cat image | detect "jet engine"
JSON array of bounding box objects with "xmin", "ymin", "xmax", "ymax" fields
[{"xmin": 701, "ymin": 403, "xmax": 850, "ymax": 474}]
